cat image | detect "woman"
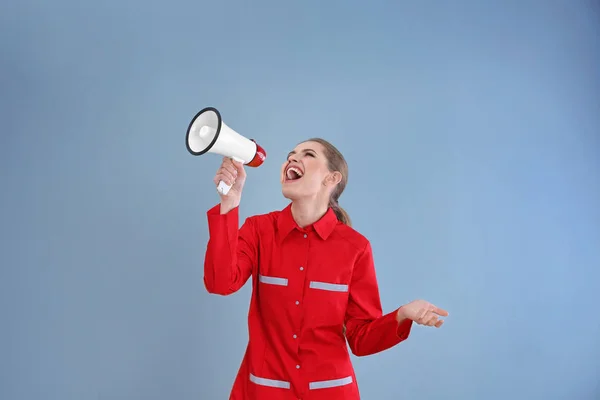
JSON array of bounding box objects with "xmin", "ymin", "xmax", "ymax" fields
[{"xmin": 204, "ymin": 138, "xmax": 449, "ymax": 400}]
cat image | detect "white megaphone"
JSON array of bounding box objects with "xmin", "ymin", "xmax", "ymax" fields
[{"xmin": 185, "ymin": 107, "xmax": 267, "ymax": 195}]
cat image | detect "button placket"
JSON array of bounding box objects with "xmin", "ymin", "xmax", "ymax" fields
[
  {"xmin": 294, "ymin": 230, "xmax": 309, "ymax": 308},
  {"xmin": 291, "ymin": 228, "xmax": 309, "ymax": 364}
]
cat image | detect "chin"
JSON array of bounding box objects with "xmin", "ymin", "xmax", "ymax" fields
[
  {"xmin": 281, "ymin": 180, "xmax": 320, "ymax": 201},
  {"xmin": 282, "ymin": 177, "xmax": 311, "ymax": 199},
  {"xmin": 281, "ymin": 184, "xmax": 300, "ymax": 200}
]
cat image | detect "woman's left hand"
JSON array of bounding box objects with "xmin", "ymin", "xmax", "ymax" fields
[{"xmin": 396, "ymin": 299, "xmax": 449, "ymax": 328}]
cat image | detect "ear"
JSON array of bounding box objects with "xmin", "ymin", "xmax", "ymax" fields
[{"xmin": 325, "ymin": 171, "xmax": 343, "ymax": 186}]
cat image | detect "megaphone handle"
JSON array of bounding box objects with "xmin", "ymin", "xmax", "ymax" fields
[
  {"xmin": 217, "ymin": 181, "xmax": 232, "ymax": 195},
  {"xmin": 217, "ymin": 156, "xmax": 244, "ymax": 196}
]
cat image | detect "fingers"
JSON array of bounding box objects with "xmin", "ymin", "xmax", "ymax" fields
[
  {"xmin": 413, "ymin": 308, "xmax": 429, "ymax": 325},
  {"xmin": 417, "ymin": 310, "xmax": 439, "ymax": 327},
  {"xmin": 415, "ymin": 305, "xmax": 448, "ymax": 328},
  {"xmin": 432, "ymin": 306, "xmax": 449, "ymax": 317},
  {"xmin": 214, "ymin": 167, "xmax": 236, "ymax": 186},
  {"xmin": 222, "ymin": 159, "xmax": 239, "ymax": 179},
  {"xmin": 214, "ymin": 159, "xmax": 237, "ymax": 186},
  {"xmin": 404, "ymin": 300, "xmax": 448, "ymax": 329},
  {"xmin": 214, "ymin": 157, "xmax": 246, "ymax": 187},
  {"xmin": 425, "ymin": 313, "xmax": 439, "ymax": 326},
  {"xmin": 228, "ymin": 157, "xmax": 247, "ymax": 177}
]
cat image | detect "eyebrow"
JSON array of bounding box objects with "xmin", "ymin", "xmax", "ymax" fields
[{"xmin": 287, "ymin": 148, "xmax": 317, "ymax": 158}]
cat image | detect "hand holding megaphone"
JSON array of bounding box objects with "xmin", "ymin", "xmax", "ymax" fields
[
  {"xmin": 213, "ymin": 156, "xmax": 247, "ymax": 198},
  {"xmin": 215, "ymin": 156, "xmax": 244, "ymax": 196},
  {"xmin": 185, "ymin": 107, "xmax": 267, "ymax": 197}
]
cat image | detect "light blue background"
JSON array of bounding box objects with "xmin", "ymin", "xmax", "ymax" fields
[{"xmin": 1, "ymin": 1, "xmax": 599, "ymax": 399}]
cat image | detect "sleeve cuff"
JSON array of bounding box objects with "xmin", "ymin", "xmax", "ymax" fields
[
  {"xmin": 373, "ymin": 309, "xmax": 414, "ymax": 350},
  {"xmin": 396, "ymin": 316, "xmax": 413, "ymax": 341},
  {"xmin": 207, "ymin": 204, "xmax": 240, "ymax": 250},
  {"xmin": 380, "ymin": 309, "xmax": 413, "ymax": 341},
  {"xmin": 207, "ymin": 203, "xmax": 239, "ymax": 217}
]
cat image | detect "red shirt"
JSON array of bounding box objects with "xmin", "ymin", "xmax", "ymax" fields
[{"xmin": 204, "ymin": 203, "xmax": 413, "ymax": 400}]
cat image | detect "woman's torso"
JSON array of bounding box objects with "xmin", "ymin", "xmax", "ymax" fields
[{"xmin": 235, "ymin": 205, "xmax": 367, "ymax": 399}]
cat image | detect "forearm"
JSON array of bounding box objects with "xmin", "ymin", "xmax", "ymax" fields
[
  {"xmin": 346, "ymin": 309, "xmax": 413, "ymax": 357},
  {"xmin": 396, "ymin": 305, "xmax": 409, "ymax": 323},
  {"xmin": 203, "ymin": 203, "xmax": 251, "ymax": 295},
  {"xmin": 219, "ymin": 197, "xmax": 240, "ymax": 215},
  {"xmin": 344, "ymin": 241, "xmax": 414, "ymax": 356}
]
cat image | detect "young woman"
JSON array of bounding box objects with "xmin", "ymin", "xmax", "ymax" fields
[{"xmin": 204, "ymin": 138, "xmax": 449, "ymax": 400}]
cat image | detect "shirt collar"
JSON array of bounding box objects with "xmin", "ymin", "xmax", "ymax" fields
[{"xmin": 277, "ymin": 203, "xmax": 338, "ymax": 243}]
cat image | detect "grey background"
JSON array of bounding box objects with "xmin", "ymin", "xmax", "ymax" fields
[{"xmin": 1, "ymin": 1, "xmax": 599, "ymax": 399}]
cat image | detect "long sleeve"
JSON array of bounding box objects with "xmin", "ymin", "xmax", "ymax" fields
[
  {"xmin": 203, "ymin": 203, "xmax": 259, "ymax": 296},
  {"xmin": 344, "ymin": 241, "xmax": 413, "ymax": 357}
]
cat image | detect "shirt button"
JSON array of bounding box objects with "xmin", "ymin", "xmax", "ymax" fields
[
  {"xmin": 295, "ymin": 300, "xmax": 300, "ymax": 305},
  {"xmin": 293, "ymin": 334, "xmax": 297, "ymax": 339},
  {"xmin": 303, "ymin": 234, "xmax": 307, "ymax": 238},
  {"xmin": 296, "ymin": 364, "xmax": 300, "ymax": 369},
  {"xmin": 299, "ymin": 266, "xmax": 304, "ymax": 271}
]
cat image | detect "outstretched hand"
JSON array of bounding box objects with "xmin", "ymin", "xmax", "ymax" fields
[{"xmin": 397, "ymin": 299, "xmax": 449, "ymax": 328}]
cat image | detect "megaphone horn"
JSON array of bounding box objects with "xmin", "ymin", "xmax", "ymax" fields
[{"xmin": 186, "ymin": 107, "xmax": 267, "ymax": 196}]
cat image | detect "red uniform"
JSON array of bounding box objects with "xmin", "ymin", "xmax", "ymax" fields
[{"xmin": 204, "ymin": 203, "xmax": 413, "ymax": 400}]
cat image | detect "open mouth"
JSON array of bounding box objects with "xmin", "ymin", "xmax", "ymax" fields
[{"xmin": 284, "ymin": 165, "xmax": 304, "ymax": 182}]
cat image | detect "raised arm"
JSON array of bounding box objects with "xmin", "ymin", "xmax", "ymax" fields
[
  {"xmin": 203, "ymin": 157, "xmax": 258, "ymax": 295},
  {"xmin": 204, "ymin": 204, "xmax": 258, "ymax": 295}
]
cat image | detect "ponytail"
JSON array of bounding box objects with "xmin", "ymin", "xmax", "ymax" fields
[
  {"xmin": 330, "ymin": 201, "xmax": 352, "ymax": 227},
  {"xmin": 302, "ymin": 137, "xmax": 351, "ymax": 227}
]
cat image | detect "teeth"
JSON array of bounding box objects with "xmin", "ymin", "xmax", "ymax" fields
[{"xmin": 286, "ymin": 166, "xmax": 303, "ymax": 180}]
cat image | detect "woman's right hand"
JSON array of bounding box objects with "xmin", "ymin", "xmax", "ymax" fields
[{"xmin": 214, "ymin": 157, "xmax": 247, "ymax": 213}]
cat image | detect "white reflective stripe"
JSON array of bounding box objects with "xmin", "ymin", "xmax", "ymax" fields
[
  {"xmin": 258, "ymin": 274, "xmax": 288, "ymax": 286},
  {"xmin": 309, "ymin": 281, "xmax": 349, "ymax": 292},
  {"xmin": 309, "ymin": 375, "xmax": 353, "ymax": 390},
  {"xmin": 249, "ymin": 373, "xmax": 290, "ymax": 389}
]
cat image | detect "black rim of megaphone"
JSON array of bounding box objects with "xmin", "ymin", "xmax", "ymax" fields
[{"xmin": 185, "ymin": 106, "xmax": 222, "ymax": 156}]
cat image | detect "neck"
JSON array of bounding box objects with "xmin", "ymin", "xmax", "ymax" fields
[{"xmin": 290, "ymin": 198, "xmax": 329, "ymax": 228}]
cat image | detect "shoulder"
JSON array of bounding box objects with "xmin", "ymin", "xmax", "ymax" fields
[
  {"xmin": 242, "ymin": 209, "xmax": 282, "ymax": 228},
  {"xmin": 331, "ymin": 222, "xmax": 371, "ymax": 254}
]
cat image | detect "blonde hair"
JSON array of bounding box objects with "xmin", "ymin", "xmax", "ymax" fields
[{"xmin": 304, "ymin": 137, "xmax": 351, "ymax": 227}]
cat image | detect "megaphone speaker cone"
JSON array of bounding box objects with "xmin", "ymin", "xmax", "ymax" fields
[{"xmin": 185, "ymin": 107, "xmax": 222, "ymax": 156}]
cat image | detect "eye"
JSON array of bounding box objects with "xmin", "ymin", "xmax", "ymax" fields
[{"xmin": 306, "ymin": 152, "xmax": 315, "ymax": 157}]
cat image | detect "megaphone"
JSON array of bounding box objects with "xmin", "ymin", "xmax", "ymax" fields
[{"xmin": 186, "ymin": 107, "xmax": 267, "ymax": 196}]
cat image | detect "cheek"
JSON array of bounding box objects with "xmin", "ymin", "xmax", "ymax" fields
[
  {"xmin": 304, "ymin": 163, "xmax": 327, "ymax": 184},
  {"xmin": 303, "ymin": 173, "xmax": 323, "ymax": 188}
]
